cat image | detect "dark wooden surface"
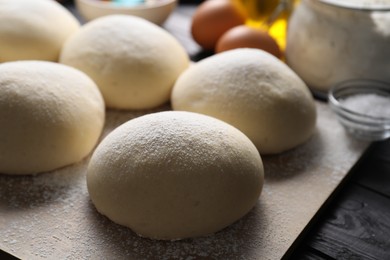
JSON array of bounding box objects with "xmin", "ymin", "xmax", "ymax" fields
[
  {"xmin": 286, "ymin": 139, "xmax": 390, "ymax": 260},
  {"xmin": 1, "ymin": 1, "xmax": 390, "ymax": 259}
]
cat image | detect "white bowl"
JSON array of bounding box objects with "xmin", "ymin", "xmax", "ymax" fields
[{"xmin": 75, "ymin": 0, "xmax": 177, "ymax": 25}]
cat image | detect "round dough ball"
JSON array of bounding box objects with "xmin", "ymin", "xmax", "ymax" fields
[
  {"xmin": 0, "ymin": 0, "xmax": 80, "ymax": 62},
  {"xmin": 0, "ymin": 61, "xmax": 105, "ymax": 175},
  {"xmin": 171, "ymin": 48, "xmax": 317, "ymax": 154},
  {"xmin": 60, "ymin": 15, "xmax": 190, "ymax": 110},
  {"xmin": 87, "ymin": 111, "xmax": 264, "ymax": 240}
]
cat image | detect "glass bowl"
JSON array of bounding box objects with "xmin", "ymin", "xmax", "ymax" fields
[{"xmin": 328, "ymin": 79, "xmax": 390, "ymax": 141}]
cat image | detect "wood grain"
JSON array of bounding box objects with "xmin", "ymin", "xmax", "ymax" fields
[
  {"xmin": 301, "ymin": 184, "xmax": 390, "ymax": 260},
  {"xmin": 296, "ymin": 247, "xmax": 335, "ymax": 260}
]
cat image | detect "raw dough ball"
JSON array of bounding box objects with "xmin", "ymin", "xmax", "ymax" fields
[
  {"xmin": 87, "ymin": 111, "xmax": 264, "ymax": 240},
  {"xmin": 0, "ymin": 61, "xmax": 105, "ymax": 175},
  {"xmin": 171, "ymin": 48, "xmax": 317, "ymax": 154},
  {"xmin": 60, "ymin": 15, "xmax": 190, "ymax": 110},
  {"xmin": 0, "ymin": 0, "xmax": 80, "ymax": 62}
]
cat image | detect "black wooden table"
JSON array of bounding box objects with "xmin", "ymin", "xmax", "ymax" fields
[
  {"xmin": 286, "ymin": 138, "xmax": 390, "ymax": 260},
  {"xmin": 1, "ymin": 1, "xmax": 389, "ymax": 259}
]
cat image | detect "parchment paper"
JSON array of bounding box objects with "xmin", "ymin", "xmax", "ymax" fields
[{"xmin": 0, "ymin": 102, "xmax": 368, "ymax": 259}]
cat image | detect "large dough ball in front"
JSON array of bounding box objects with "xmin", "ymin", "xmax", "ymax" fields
[
  {"xmin": 60, "ymin": 15, "xmax": 190, "ymax": 110},
  {"xmin": 172, "ymin": 49, "xmax": 317, "ymax": 154},
  {"xmin": 87, "ymin": 111, "xmax": 264, "ymax": 240},
  {"xmin": 0, "ymin": 61, "xmax": 105, "ymax": 175},
  {"xmin": 0, "ymin": 0, "xmax": 80, "ymax": 62}
]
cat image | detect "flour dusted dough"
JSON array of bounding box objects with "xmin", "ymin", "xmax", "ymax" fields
[
  {"xmin": 87, "ymin": 111, "xmax": 264, "ymax": 240},
  {"xmin": 0, "ymin": 0, "xmax": 79, "ymax": 62},
  {"xmin": 171, "ymin": 48, "xmax": 317, "ymax": 154},
  {"xmin": 60, "ymin": 15, "xmax": 190, "ymax": 110},
  {"xmin": 0, "ymin": 61, "xmax": 105, "ymax": 175}
]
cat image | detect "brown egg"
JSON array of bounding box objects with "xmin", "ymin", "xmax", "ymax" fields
[
  {"xmin": 216, "ymin": 25, "xmax": 282, "ymax": 58},
  {"xmin": 191, "ymin": 0, "xmax": 246, "ymax": 50}
]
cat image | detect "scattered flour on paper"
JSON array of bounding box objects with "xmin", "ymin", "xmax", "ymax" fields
[{"xmin": 0, "ymin": 103, "xmax": 368, "ymax": 259}]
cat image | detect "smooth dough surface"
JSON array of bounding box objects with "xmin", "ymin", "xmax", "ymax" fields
[
  {"xmin": 171, "ymin": 48, "xmax": 317, "ymax": 154},
  {"xmin": 0, "ymin": 0, "xmax": 80, "ymax": 62},
  {"xmin": 87, "ymin": 111, "xmax": 264, "ymax": 240},
  {"xmin": 60, "ymin": 15, "xmax": 190, "ymax": 110},
  {"xmin": 0, "ymin": 61, "xmax": 105, "ymax": 175}
]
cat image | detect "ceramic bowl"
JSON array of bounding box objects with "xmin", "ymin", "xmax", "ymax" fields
[{"xmin": 75, "ymin": 0, "xmax": 177, "ymax": 25}]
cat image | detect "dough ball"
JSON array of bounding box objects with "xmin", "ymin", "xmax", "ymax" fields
[
  {"xmin": 0, "ymin": 61, "xmax": 105, "ymax": 175},
  {"xmin": 60, "ymin": 15, "xmax": 190, "ymax": 110},
  {"xmin": 0, "ymin": 0, "xmax": 80, "ymax": 62},
  {"xmin": 171, "ymin": 48, "xmax": 317, "ymax": 154},
  {"xmin": 87, "ymin": 111, "xmax": 264, "ymax": 240}
]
